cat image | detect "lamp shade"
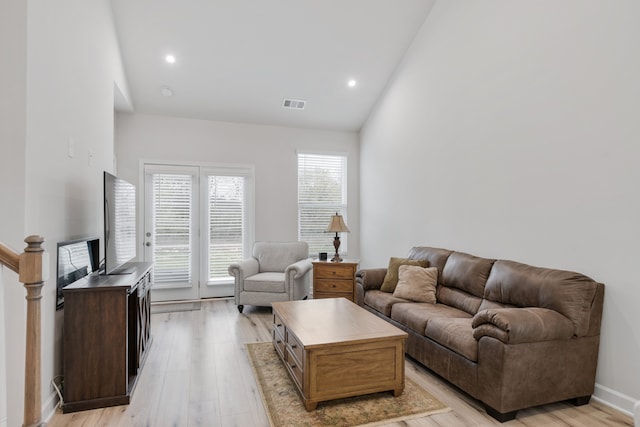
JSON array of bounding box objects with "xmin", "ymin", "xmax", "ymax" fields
[{"xmin": 326, "ymin": 213, "xmax": 350, "ymax": 233}]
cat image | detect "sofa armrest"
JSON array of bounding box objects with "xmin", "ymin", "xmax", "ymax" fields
[
  {"xmin": 228, "ymin": 258, "xmax": 259, "ymax": 283},
  {"xmin": 286, "ymin": 258, "xmax": 313, "ymax": 279},
  {"xmin": 472, "ymin": 308, "xmax": 575, "ymax": 344},
  {"xmin": 356, "ymin": 268, "xmax": 387, "ymax": 291}
]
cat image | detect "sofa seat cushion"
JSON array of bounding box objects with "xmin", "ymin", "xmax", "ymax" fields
[
  {"xmin": 425, "ymin": 317, "xmax": 478, "ymax": 362},
  {"xmin": 244, "ymin": 272, "xmax": 286, "ymax": 292},
  {"xmin": 364, "ymin": 290, "xmax": 406, "ymax": 316},
  {"xmin": 390, "ymin": 302, "xmax": 471, "ymax": 335}
]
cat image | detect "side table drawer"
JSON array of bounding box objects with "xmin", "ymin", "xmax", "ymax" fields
[
  {"xmin": 315, "ymin": 264, "xmax": 355, "ymax": 280},
  {"xmin": 315, "ymin": 279, "xmax": 353, "ymax": 293}
]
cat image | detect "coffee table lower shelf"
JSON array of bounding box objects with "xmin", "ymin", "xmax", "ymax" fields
[{"xmin": 272, "ymin": 299, "xmax": 407, "ymax": 411}]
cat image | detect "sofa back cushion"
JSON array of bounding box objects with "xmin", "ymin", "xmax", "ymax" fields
[
  {"xmin": 437, "ymin": 252, "xmax": 495, "ymax": 315},
  {"xmin": 253, "ymin": 241, "xmax": 308, "ymax": 272},
  {"xmin": 407, "ymin": 247, "xmax": 453, "ymax": 278},
  {"xmin": 483, "ymin": 260, "xmax": 599, "ymax": 337}
]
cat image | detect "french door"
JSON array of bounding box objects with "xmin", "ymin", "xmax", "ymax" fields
[{"xmin": 143, "ymin": 163, "xmax": 254, "ymax": 302}]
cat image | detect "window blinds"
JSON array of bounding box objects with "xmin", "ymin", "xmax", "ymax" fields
[
  {"xmin": 151, "ymin": 173, "xmax": 193, "ymax": 284},
  {"xmin": 207, "ymin": 175, "xmax": 244, "ymax": 281},
  {"xmin": 298, "ymin": 153, "xmax": 347, "ymax": 256}
]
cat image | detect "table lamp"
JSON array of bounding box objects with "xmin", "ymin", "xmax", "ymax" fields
[{"xmin": 326, "ymin": 212, "xmax": 350, "ymax": 262}]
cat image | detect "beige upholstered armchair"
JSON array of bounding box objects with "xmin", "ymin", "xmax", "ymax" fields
[{"xmin": 228, "ymin": 241, "xmax": 312, "ymax": 313}]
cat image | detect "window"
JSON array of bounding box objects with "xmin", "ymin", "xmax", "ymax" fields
[
  {"xmin": 207, "ymin": 175, "xmax": 245, "ymax": 283},
  {"xmin": 298, "ymin": 152, "xmax": 348, "ymax": 256}
]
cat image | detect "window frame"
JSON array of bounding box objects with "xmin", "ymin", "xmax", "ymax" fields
[
  {"xmin": 200, "ymin": 165, "xmax": 255, "ymax": 286},
  {"xmin": 297, "ymin": 150, "xmax": 349, "ymax": 257}
]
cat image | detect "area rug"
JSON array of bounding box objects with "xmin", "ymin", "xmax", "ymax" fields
[{"xmin": 246, "ymin": 342, "xmax": 450, "ymax": 427}]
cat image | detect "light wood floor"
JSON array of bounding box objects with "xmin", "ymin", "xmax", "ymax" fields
[{"xmin": 49, "ymin": 298, "xmax": 633, "ymax": 427}]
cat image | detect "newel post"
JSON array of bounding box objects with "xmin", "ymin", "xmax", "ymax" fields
[{"xmin": 19, "ymin": 235, "xmax": 44, "ymax": 427}]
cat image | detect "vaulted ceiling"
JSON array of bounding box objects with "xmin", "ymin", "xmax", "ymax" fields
[{"xmin": 110, "ymin": 0, "xmax": 435, "ymax": 131}]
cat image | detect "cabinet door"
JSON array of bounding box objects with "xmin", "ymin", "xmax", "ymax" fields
[
  {"xmin": 129, "ymin": 273, "xmax": 151, "ymax": 374},
  {"xmin": 65, "ymin": 289, "xmax": 129, "ymax": 403}
]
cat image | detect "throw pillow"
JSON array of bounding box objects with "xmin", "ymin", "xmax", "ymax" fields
[
  {"xmin": 393, "ymin": 265, "xmax": 438, "ymax": 303},
  {"xmin": 380, "ymin": 257, "xmax": 428, "ymax": 293}
]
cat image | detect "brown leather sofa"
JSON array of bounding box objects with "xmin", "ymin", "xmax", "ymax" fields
[{"xmin": 355, "ymin": 246, "xmax": 604, "ymax": 422}]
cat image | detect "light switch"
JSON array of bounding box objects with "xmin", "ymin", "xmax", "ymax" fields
[{"xmin": 68, "ymin": 138, "xmax": 75, "ymax": 158}]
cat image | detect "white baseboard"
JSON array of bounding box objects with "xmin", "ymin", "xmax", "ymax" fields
[
  {"xmin": 0, "ymin": 416, "xmax": 6, "ymax": 427},
  {"xmin": 42, "ymin": 390, "xmax": 61, "ymax": 424},
  {"xmin": 36, "ymin": 381, "xmax": 638, "ymax": 424},
  {"xmin": 593, "ymin": 383, "xmax": 636, "ymax": 419}
]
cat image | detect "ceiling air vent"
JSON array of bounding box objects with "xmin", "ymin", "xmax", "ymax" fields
[{"xmin": 282, "ymin": 98, "xmax": 306, "ymax": 110}]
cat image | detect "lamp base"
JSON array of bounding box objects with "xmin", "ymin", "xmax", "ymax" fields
[{"xmin": 331, "ymin": 234, "xmax": 343, "ymax": 262}]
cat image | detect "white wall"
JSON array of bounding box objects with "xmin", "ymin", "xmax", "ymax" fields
[
  {"xmin": 0, "ymin": 1, "xmax": 28, "ymax": 426},
  {"xmin": 361, "ymin": 0, "xmax": 640, "ymax": 415},
  {"xmin": 115, "ymin": 113, "xmax": 360, "ymax": 258},
  {"xmin": 0, "ymin": 1, "xmax": 129, "ymax": 425}
]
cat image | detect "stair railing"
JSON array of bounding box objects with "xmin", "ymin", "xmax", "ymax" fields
[{"xmin": 0, "ymin": 235, "xmax": 46, "ymax": 427}]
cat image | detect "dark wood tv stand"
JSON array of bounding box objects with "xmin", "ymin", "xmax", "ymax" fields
[{"xmin": 62, "ymin": 262, "xmax": 153, "ymax": 413}]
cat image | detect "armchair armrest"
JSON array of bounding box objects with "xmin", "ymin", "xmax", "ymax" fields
[
  {"xmin": 228, "ymin": 258, "xmax": 259, "ymax": 282},
  {"xmin": 472, "ymin": 308, "xmax": 575, "ymax": 344},
  {"xmin": 356, "ymin": 268, "xmax": 387, "ymax": 291},
  {"xmin": 286, "ymin": 258, "xmax": 313, "ymax": 279}
]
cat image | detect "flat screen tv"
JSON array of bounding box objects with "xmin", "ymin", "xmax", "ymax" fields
[
  {"xmin": 104, "ymin": 171, "xmax": 137, "ymax": 275},
  {"xmin": 56, "ymin": 237, "xmax": 100, "ymax": 310}
]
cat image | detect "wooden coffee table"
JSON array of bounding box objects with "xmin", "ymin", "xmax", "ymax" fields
[{"xmin": 271, "ymin": 298, "xmax": 408, "ymax": 410}]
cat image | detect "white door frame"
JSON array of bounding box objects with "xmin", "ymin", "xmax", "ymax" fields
[{"xmin": 139, "ymin": 161, "xmax": 255, "ymax": 302}]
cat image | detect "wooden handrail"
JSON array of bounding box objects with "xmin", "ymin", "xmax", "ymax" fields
[
  {"xmin": 0, "ymin": 242, "xmax": 20, "ymax": 273},
  {"xmin": 1, "ymin": 235, "xmax": 45, "ymax": 427}
]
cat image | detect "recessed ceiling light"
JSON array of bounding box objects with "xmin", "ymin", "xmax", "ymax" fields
[
  {"xmin": 165, "ymin": 55, "xmax": 176, "ymax": 64},
  {"xmin": 347, "ymin": 79, "xmax": 357, "ymax": 88},
  {"xmin": 160, "ymin": 86, "xmax": 174, "ymax": 97}
]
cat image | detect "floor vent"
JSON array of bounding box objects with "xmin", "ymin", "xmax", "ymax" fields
[{"xmin": 282, "ymin": 98, "xmax": 306, "ymax": 110}]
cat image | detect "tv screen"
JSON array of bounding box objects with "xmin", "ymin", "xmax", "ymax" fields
[
  {"xmin": 56, "ymin": 237, "xmax": 99, "ymax": 309},
  {"xmin": 104, "ymin": 171, "xmax": 137, "ymax": 275}
]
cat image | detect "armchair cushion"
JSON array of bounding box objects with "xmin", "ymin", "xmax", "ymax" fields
[
  {"xmin": 254, "ymin": 241, "xmax": 308, "ymax": 272},
  {"xmin": 244, "ymin": 272, "xmax": 286, "ymax": 293}
]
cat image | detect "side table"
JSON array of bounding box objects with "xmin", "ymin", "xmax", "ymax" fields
[{"xmin": 312, "ymin": 260, "xmax": 359, "ymax": 302}]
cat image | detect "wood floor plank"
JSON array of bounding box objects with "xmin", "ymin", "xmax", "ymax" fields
[{"xmin": 48, "ymin": 298, "xmax": 634, "ymax": 427}]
